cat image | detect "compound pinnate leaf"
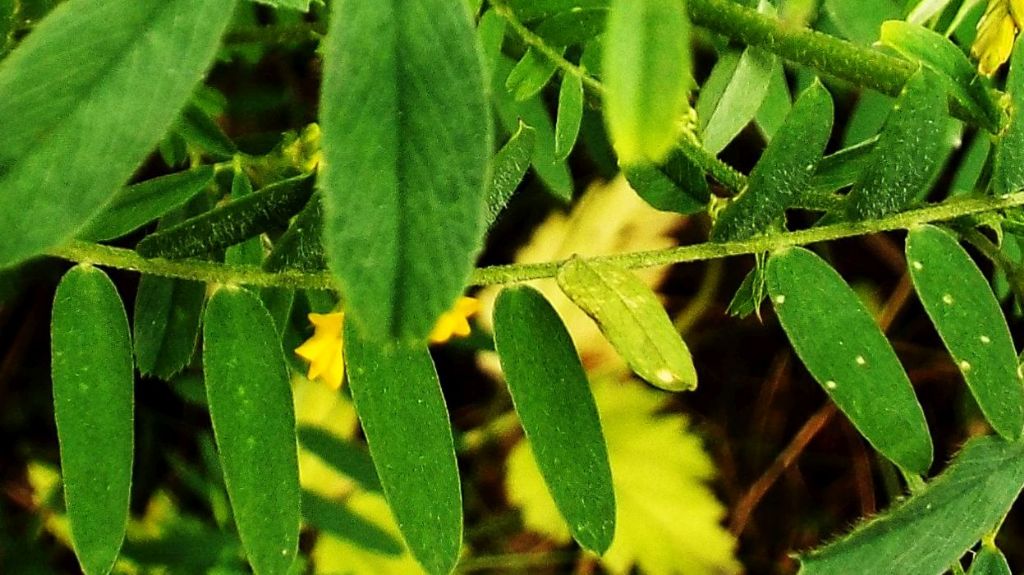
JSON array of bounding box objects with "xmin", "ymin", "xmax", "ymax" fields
[
  {"xmin": 845, "ymin": 68, "xmax": 948, "ymax": 220},
  {"xmin": 78, "ymin": 167, "xmax": 215, "ymax": 242},
  {"xmin": 493, "ymin": 286, "xmax": 616, "ymax": 554},
  {"xmin": 767, "ymin": 247, "xmax": 933, "ymax": 474},
  {"xmin": 344, "ymin": 324, "xmax": 462, "ymax": 575},
  {"xmin": 0, "ymin": 0, "xmax": 237, "ymax": 268},
  {"xmin": 320, "ymin": 0, "xmax": 492, "ymax": 341},
  {"xmin": 711, "ymin": 80, "xmax": 834, "ymax": 242},
  {"xmin": 557, "ymin": 257, "xmax": 697, "ymax": 392},
  {"xmin": 51, "ymin": 265, "xmax": 133, "ymax": 575},
  {"xmin": 203, "ymin": 286, "xmax": 300, "ymax": 575},
  {"xmin": 906, "ymin": 225, "xmax": 1024, "ymax": 440},
  {"xmin": 603, "ymin": 0, "xmax": 691, "ymax": 165},
  {"xmin": 799, "ymin": 436, "xmax": 1024, "ymax": 575}
]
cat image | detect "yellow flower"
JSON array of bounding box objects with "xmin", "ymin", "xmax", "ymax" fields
[
  {"xmin": 294, "ymin": 297, "xmax": 480, "ymax": 389},
  {"xmin": 428, "ymin": 297, "xmax": 481, "ymax": 344},
  {"xmin": 294, "ymin": 312, "xmax": 346, "ymax": 390},
  {"xmin": 972, "ymin": 0, "xmax": 1024, "ymax": 76}
]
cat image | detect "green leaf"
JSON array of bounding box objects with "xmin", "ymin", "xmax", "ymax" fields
[
  {"xmin": 225, "ymin": 168, "xmax": 264, "ymax": 266},
  {"xmin": 603, "ymin": 0, "xmax": 691, "ymax": 165},
  {"xmin": 879, "ymin": 20, "xmax": 998, "ymax": 131},
  {"xmin": 906, "ymin": 225, "xmax": 1024, "ymax": 440},
  {"xmin": 557, "ymin": 257, "xmax": 697, "ymax": 391},
  {"xmin": 950, "ymin": 133, "xmax": 991, "ymax": 196},
  {"xmin": 493, "ymin": 286, "xmax": 616, "ymax": 554},
  {"xmin": 700, "ymin": 46, "xmax": 775, "ymax": 155},
  {"xmin": 203, "ymin": 286, "xmax": 301, "ymax": 575},
  {"xmin": 711, "ymin": 80, "xmax": 834, "ymax": 241},
  {"xmin": 0, "ymin": 0, "xmax": 237, "ymax": 268},
  {"xmin": 555, "ymin": 74, "xmax": 584, "ymax": 161},
  {"xmin": 320, "ymin": 0, "xmax": 492, "ymax": 341},
  {"xmin": 249, "ymin": 0, "xmax": 312, "ymax": 11},
  {"xmin": 506, "ymin": 0, "xmax": 609, "ymax": 22},
  {"xmin": 133, "ymin": 275, "xmax": 206, "ymax": 380},
  {"xmin": 622, "ymin": 147, "xmax": 710, "ymax": 215},
  {"xmin": 726, "ymin": 259, "xmax": 769, "ymax": 318},
  {"xmin": 136, "ymin": 174, "xmax": 314, "ymax": 260},
  {"xmin": 491, "ymin": 53, "xmax": 574, "ymax": 201},
  {"xmin": 506, "ymin": 48, "xmax": 560, "ymax": 101},
  {"xmin": 175, "ymin": 102, "xmax": 237, "ymax": 160},
  {"xmin": 264, "ymin": 194, "xmax": 326, "ymax": 273},
  {"xmin": 767, "ymin": 247, "xmax": 933, "ymax": 474},
  {"xmin": 807, "ymin": 136, "xmax": 878, "ymax": 196},
  {"xmin": 754, "ymin": 60, "xmax": 793, "ymax": 142},
  {"xmin": 487, "ymin": 122, "xmax": 537, "ymax": 227},
  {"xmin": 994, "ymin": 37, "xmax": 1024, "ymax": 196},
  {"xmin": 845, "ymin": 69, "xmax": 949, "ymax": 220},
  {"xmin": 297, "ymin": 426, "xmax": 381, "ymax": 493},
  {"xmin": 51, "ymin": 264, "xmax": 133, "ymax": 575},
  {"xmin": 968, "ymin": 545, "xmax": 1012, "ymax": 575},
  {"xmin": 822, "ymin": 0, "xmax": 899, "ymax": 44},
  {"xmin": 78, "ymin": 167, "xmax": 215, "ymax": 242},
  {"xmin": 799, "ymin": 436, "xmax": 1024, "ymax": 574},
  {"xmin": 302, "ymin": 491, "xmax": 404, "ymax": 556},
  {"xmin": 344, "ymin": 325, "xmax": 462, "ymax": 575},
  {"xmin": 0, "ymin": 0, "xmax": 13, "ymax": 55}
]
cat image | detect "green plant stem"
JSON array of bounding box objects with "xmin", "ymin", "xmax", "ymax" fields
[
  {"xmin": 686, "ymin": 0, "xmax": 990, "ymax": 129},
  {"xmin": 489, "ymin": 0, "xmax": 748, "ymax": 193},
  {"xmin": 45, "ymin": 192, "xmax": 1024, "ymax": 290}
]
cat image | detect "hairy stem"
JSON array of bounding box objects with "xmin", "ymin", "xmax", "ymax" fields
[{"xmin": 46, "ymin": 192, "xmax": 1024, "ymax": 289}]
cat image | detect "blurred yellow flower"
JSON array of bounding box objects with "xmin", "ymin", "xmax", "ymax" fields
[
  {"xmin": 428, "ymin": 297, "xmax": 480, "ymax": 344},
  {"xmin": 295, "ymin": 297, "xmax": 480, "ymax": 389},
  {"xmin": 295, "ymin": 312, "xmax": 346, "ymax": 390},
  {"xmin": 972, "ymin": 0, "xmax": 1024, "ymax": 76}
]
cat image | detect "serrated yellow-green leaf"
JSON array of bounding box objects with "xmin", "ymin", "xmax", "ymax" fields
[
  {"xmin": 344, "ymin": 325, "xmax": 462, "ymax": 575},
  {"xmin": 51, "ymin": 265, "xmax": 133, "ymax": 575},
  {"xmin": 767, "ymin": 247, "xmax": 933, "ymax": 474},
  {"xmin": 320, "ymin": 0, "xmax": 492, "ymax": 341},
  {"xmin": 557, "ymin": 257, "xmax": 697, "ymax": 391},
  {"xmin": 906, "ymin": 225, "xmax": 1024, "ymax": 440},
  {"xmin": 603, "ymin": 0, "xmax": 691, "ymax": 165},
  {"xmin": 493, "ymin": 286, "xmax": 616, "ymax": 554},
  {"xmin": 0, "ymin": 0, "xmax": 237, "ymax": 268},
  {"xmin": 203, "ymin": 286, "xmax": 300, "ymax": 575}
]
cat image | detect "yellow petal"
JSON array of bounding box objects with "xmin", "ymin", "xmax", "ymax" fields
[
  {"xmin": 295, "ymin": 312, "xmax": 346, "ymax": 389},
  {"xmin": 428, "ymin": 297, "xmax": 480, "ymax": 344},
  {"xmin": 973, "ymin": 0, "xmax": 1018, "ymax": 76}
]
